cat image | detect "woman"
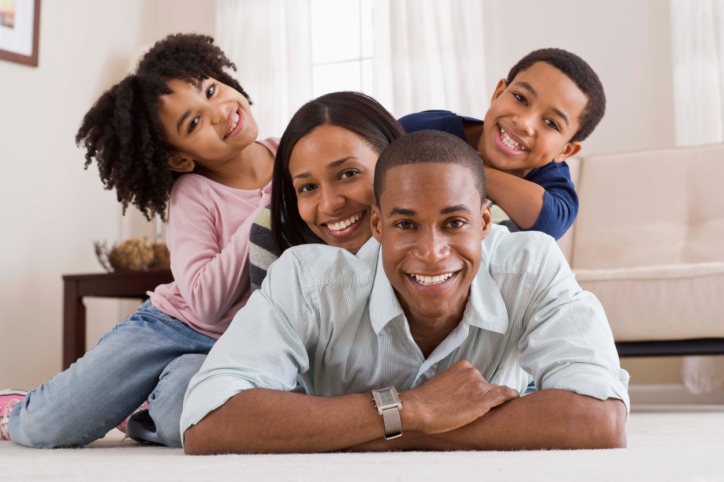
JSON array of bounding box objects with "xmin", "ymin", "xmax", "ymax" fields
[{"xmin": 249, "ymin": 92, "xmax": 404, "ymax": 287}]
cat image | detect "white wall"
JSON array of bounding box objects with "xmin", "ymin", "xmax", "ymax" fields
[
  {"xmin": 483, "ymin": 0, "xmax": 676, "ymax": 155},
  {"xmin": 0, "ymin": 0, "xmax": 214, "ymax": 389},
  {"xmin": 483, "ymin": 0, "xmax": 680, "ymax": 384}
]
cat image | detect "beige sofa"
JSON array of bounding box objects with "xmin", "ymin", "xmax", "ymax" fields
[{"xmin": 557, "ymin": 143, "xmax": 724, "ymax": 355}]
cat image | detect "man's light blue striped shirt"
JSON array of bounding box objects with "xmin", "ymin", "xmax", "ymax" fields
[{"xmin": 181, "ymin": 225, "xmax": 630, "ymax": 437}]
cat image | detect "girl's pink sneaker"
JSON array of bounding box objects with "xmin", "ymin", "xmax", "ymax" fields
[
  {"xmin": 0, "ymin": 390, "xmax": 27, "ymax": 441},
  {"xmin": 117, "ymin": 401, "xmax": 150, "ymax": 434}
]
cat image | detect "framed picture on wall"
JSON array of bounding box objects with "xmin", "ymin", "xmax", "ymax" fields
[{"xmin": 0, "ymin": 0, "xmax": 40, "ymax": 67}]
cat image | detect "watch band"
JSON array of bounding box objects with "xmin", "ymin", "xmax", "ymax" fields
[
  {"xmin": 372, "ymin": 387, "xmax": 403, "ymax": 440},
  {"xmin": 380, "ymin": 406, "xmax": 402, "ymax": 439}
]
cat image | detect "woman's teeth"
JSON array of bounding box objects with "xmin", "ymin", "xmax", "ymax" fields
[
  {"xmin": 327, "ymin": 213, "xmax": 363, "ymax": 232},
  {"xmin": 499, "ymin": 127, "xmax": 527, "ymax": 151},
  {"xmin": 226, "ymin": 111, "xmax": 240, "ymax": 136},
  {"xmin": 410, "ymin": 273, "xmax": 454, "ymax": 286}
]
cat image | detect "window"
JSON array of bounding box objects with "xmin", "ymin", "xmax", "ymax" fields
[{"xmin": 310, "ymin": 0, "xmax": 374, "ymax": 98}]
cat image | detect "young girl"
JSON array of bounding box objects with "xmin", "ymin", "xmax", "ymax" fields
[
  {"xmin": 248, "ymin": 91, "xmax": 404, "ymax": 288},
  {"xmin": 0, "ymin": 33, "xmax": 277, "ymax": 449}
]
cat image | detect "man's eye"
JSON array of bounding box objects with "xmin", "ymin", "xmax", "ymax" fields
[
  {"xmin": 206, "ymin": 84, "xmax": 215, "ymax": 98},
  {"xmin": 188, "ymin": 117, "xmax": 199, "ymax": 133},
  {"xmin": 449, "ymin": 219, "xmax": 466, "ymax": 228},
  {"xmin": 396, "ymin": 221, "xmax": 414, "ymax": 229},
  {"xmin": 545, "ymin": 119, "xmax": 560, "ymax": 131}
]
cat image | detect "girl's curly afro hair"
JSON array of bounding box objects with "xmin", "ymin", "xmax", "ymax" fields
[{"xmin": 75, "ymin": 33, "xmax": 251, "ymax": 221}]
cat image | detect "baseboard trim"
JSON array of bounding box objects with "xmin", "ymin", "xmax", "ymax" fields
[{"xmin": 630, "ymin": 383, "xmax": 724, "ymax": 410}]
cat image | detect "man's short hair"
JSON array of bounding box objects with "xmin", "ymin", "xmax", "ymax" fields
[
  {"xmin": 506, "ymin": 48, "xmax": 606, "ymax": 143},
  {"xmin": 374, "ymin": 130, "xmax": 486, "ymax": 204}
]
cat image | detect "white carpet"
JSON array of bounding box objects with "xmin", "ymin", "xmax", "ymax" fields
[{"xmin": 2, "ymin": 410, "xmax": 723, "ymax": 482}]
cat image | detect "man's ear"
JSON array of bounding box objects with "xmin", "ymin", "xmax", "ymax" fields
[
  {"xmin": 490, "ymin": 78, "xmax": 508, "ymax": 104},
  {"xmin": 168, "ymin": 152, "xmax": 195, "ymax": 173},
  {"xmin": 480, "ymin": 199, "xmax": 492, "ymax": 240},
  {"xmin": 553, "ymin": 141, "xmax": 582, "ymax": 163},
  {"xmin": 371, "ymin": 204, "xmax": 383, "ymax": 243}
]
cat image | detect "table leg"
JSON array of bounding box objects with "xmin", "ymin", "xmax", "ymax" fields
[{"xmin": 62, "ymin": 279, "xmax": 86, "ymax": 370}]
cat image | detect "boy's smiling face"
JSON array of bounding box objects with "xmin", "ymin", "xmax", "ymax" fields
[{"xmin": 479, "ymin": 61, "xmax": 588, "ymax": 177}]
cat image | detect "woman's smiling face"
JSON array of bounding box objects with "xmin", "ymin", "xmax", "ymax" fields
[{"xmin": 289, "ymin": 125, "xmax": 379, "ymax": 254}]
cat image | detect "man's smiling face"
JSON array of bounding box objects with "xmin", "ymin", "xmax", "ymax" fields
[{"xmin": 371, "ymin": 163, "xmax": 491, "ymax": 327}]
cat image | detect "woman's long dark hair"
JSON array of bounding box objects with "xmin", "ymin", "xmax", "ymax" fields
[{"xmin": 271, "ymin": 92, "xmax": 404, "ymax": 255}]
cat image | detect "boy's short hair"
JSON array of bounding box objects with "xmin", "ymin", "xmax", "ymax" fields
[
  {"xmin": 374, "ymin": 130, "xmax": 486, "ymax": 204},
  {"xmin": 506, "ymin": 48, "xmax": 605, "ymax": 143}
]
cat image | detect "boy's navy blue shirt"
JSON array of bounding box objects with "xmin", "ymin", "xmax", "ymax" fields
[{"xmin": 398, "ymin": 110, "xmax": 578, "ymax": 240}]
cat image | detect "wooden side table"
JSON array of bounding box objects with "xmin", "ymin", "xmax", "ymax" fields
[{"xmin": 62, "ymin": 270, "xmax": 173, "ymax": 370}]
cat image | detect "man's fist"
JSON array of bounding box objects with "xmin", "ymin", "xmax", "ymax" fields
[{"xmin": 400, "ymin": 360, "xmax": 519, "ymax": 434}]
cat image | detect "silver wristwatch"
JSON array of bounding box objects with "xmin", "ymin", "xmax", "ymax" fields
[{"xmin": 372, "ymin": 386, "xmax": 403, "ymax": 439}]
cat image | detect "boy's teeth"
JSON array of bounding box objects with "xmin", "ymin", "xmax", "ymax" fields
[
  {"xmin": 499, "ymin": 127, "xmax": 527, "ymax": 151},
  {"xmin": 327, "ymin": 213, "xmax": 363, "ymax": 231},
  {"xmin": 410, "ymin": 273, "xmax": 453, "ymax": 286},
  {"xmin": 226, "ymin": 112, "xmax": 240, "ymax": 136}
]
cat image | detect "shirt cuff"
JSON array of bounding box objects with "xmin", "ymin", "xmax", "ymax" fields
[
  {"xmin": 540, "ymin": 365, "xmax": 631, "ymax": 415},
  {"xmin": 179, "ymin": 375, "xmax": 256, "ymax": 446}
]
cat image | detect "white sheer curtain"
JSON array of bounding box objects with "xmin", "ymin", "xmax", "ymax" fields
[
  {"xmin": 216, "ymin": 0, "xmax": 486, "ymax": 130},
  {"xmin": 372, "ymin": 0, "xmax": 487, "ymax": 118},
  {"xmin": 670, "ymin": 0, "xmax": 724, "ymax": 393},
  {"xmin": 215, "ymin": 0, "xmax": 313, "ymax": 139}
]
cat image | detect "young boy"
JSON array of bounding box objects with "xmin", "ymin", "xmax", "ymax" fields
[{"xmin": 398, "ymin": 48, "xmax": 605, "ymax": 240}]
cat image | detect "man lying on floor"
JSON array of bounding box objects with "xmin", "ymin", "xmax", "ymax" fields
[{"xmin": 180, "ymin": 130, "xmax": 629, "ymax": 454}]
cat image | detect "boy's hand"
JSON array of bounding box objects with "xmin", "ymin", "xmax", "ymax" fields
[{"xmin": 400, "ymin": 360, "xmax": 519, "ymax": 434}]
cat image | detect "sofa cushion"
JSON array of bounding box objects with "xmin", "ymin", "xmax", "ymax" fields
[
  {"xmin": 576, "ymin": 262, "xmax": 724, "ymax": 341},
  {"xmin": 572, "ymin": 144, "xmax": 724, "ymax": 270}
]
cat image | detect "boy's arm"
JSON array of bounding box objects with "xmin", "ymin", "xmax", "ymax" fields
[
  {"xmin": 483, "ymin": 166, "xmax": 545, "ymax": 229},
  {"xmin": 484, "ymin": 163, "xmax": 578, "ymax": 240}
]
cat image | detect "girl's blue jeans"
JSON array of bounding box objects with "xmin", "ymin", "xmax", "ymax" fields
[{"xmin": 8, "ymin": 300, "xmax": 215, "ymax": 448}]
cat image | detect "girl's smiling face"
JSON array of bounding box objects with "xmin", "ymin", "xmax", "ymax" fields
[
  {"xmin": 158, "ymin": 77, "xmax": 258, "ymax": 171},
  {"xmin": 289, "ymin": 125, "xmax": 379, "ymax": 254}
]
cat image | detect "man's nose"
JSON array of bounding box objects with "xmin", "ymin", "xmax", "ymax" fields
[{"xmin": 414, "ymin": 228, "xmax": 450, "ymax": 264}]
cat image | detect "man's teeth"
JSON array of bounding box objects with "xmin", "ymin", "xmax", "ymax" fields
[
  {"xmin": 226, "ymin": 111, "xmax": 240, "ymax": 136},
  {"xmin": 410, "ymin": 273, "xmax": 454, "ymax": 286},
  {"xmin": 327, "ymin": 213, "xmax": 363, "ymax": 231},
  {"xmin": 499, "ymin": 127, "xmax": 527, "ymax": 151}
]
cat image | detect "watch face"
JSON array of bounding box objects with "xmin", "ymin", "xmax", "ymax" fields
[{"xmin": 379, "ymin": 389, "xmax": 396, "ymax": 406}]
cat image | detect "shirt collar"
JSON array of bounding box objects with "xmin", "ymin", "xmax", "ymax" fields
[
  {"xmin": 368, "ymin": 242, "xmax": 509, "ymax": 336},
  {"xmin": 462, "ymin": 261, "xmax": 510, "ymax": 334},
  {"xmin": 368, "ymin": 248, "xmax": 405, "ymax": 334}
]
